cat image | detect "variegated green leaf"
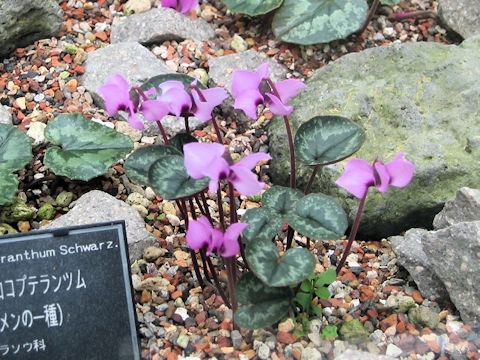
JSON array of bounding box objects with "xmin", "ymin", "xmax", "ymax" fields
[
  {"xmin": 286, "ymin": 194, "xmax": 347, "ymax": 240},
  {"xmin": 141, "ymin": 73, "xmax": 204, "ymax": 95},
  {"xmin": 246, "ymin": 238, "xmax": 316, "ymax": 287},
  {"xmin": 262, "ymin": 186, "xmax": 303, "ymax": 216},
  {"xmin": 148, "ymin": 155, "xmax": 209, "ymax": 200},
  {"xmin": 0, "ymin": 173, "xmax": 19, "ymax": 205},
  {"xmin": 124, "ymin": 145, "xmax": 181, "ymax": 185},
  {"xmin": 44, "ymin": 114, "xmax": 133, "ymax": 181},
  {"xmin": 235, "ymin": 272, "xmax": 292, "ymax": 329},
  {"xmin": 272, "ymin": 0, "xmax": 368, "ymax": 45},
  {"xmin": 0, "ymin": 124, "xmax": 32, "ymax": 173},
  {"xmin": 221, "ymin": 0, "xmax": 283, "ymax": 16},
  {"xmin": 294, "ymin": 116, "xmax": 365, "ymax": 166},
  {"xmin": 241, "ymin": 207, "xmax": 284, "ymax": 243}
]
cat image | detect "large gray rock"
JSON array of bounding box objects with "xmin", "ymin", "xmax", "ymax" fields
[
  {"xmin": 0, "ymin": 106, "xmax": 12, "ymax": 125},
  {"xmin": 268, "ymin": 36, "xmax": 480, "ymax": 239},
  {"xmin": 389, "ymin": 228, "xmax": 449, "ymax": 303},
  {"xmin": 43, "ymin": 190, "xmax": 158, "ymax": 263},
  {"xmin": 0, "ymin": 0, "xmax": 63, "ymax": 58},
  {"xmin": 110, "ymin": 8, "xmax": 215, "ymax": 44},
  {"xmin": 433, "ymin": 187, "xmax": 480, "ymax": 229},
  {"xmin": 422, "ymin": 221, "xmax": 480, "ymax": 329},
  {"xmin": 82, "ymin": 42, "xmax": 172, "ymax": 108},
  {"xmin": 438, "ymin": 0, "xmax": 480, "ymax": 39}
]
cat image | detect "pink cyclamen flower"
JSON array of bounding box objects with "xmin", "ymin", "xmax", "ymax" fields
[
  {"xmin": 140, "ymin": 80, "xmax": 228, "ymax": 122},
  {"xmin": 231, "ymin": 62, "xmax": 306, "ymax": 119},
  {"xmin": 162, "ymin": 0, "xmax": 198, "ymax": 13},
  {"xmin": 187, "ymin": 216, "xmax": 248, "ymax": 257},
  {"xmin": 335, "ymin": 152, "xmax": 415, "ymax": 199},
  {"xmin": 183, "ymin": 142, "xmax": 271, "ymax": 196},
  {"xmin": 98, "ymin": 74, "xmax": 144, "ymax": 130}
]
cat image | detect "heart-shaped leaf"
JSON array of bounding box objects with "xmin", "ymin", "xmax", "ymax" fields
[
  {"xmin": 44, "ymin": 114, "xmax": 133, "ymax": 181},
  {"xmin": 141, "ymin": 73, "xmax": 205, "ymax": 95},
  {"xmin": 272, "ymin": 0, "xmax": 368, "ymax": 45},
  {"xmin": 315, "ymin": 287, "xmax": 331, "ymax": 299},
  {"xmin": 169, "ymin": 133, "xmax": 198, "ymax": 154},
  {"xmin": 241, "ymin": 207, "xmax": 284, "ymax": 243},
  {"xmin": 262, "ymin": 186, "xmax": 303, "ymax": 216},
  {"xmin": 235, "ymin": 272, "xmax": 292, "ymax": 330},
  {"xmin": 294, "ymin": 116, "xmax": 365, "ymax": 166},
  {"xmin": 148, "ymin": 155, "xmax": 209, "ymax": 200},
  {"xmin": 0, "ymin": 124, "xmax": 32, "ymax": 173},
  {"xmin": 286, "ymin": 194, "xmax": 347, "ymax": 240},
  {"xmin": 124, "ymin": 145, "xmax": 181, "ymax": 185},
  {"xmin": 246, "ymin": 238, "xmax": 316, "ymax": 287},
  {"xmin": 221, "ymin": 0, "xmax": 283, "ymax": 16}
]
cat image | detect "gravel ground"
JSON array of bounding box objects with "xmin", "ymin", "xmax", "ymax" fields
[{"xmin": 1, "ymin": 0, "xmax": 477, "ymax": 359}]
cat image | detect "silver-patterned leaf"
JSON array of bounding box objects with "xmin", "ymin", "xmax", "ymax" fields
[
  {"xmin": 221, "ymin": 0, "xmax": 283, "ymax": 16},
  {"xmin": 272, "ymin": 0, "xmax": 368, "ymax": 44},
  {"xmin": 246, "ymin": 238, "xmax": 316, "ymax": 287},
  {"xmin": 286, "ymin": 193, "xmax": 347, "ymax": 240},
  {"xmin": 235, "ymin": 272, "xmax": 292, "ymax": 329},
  {"xmin": 0, "ymin": 124, "xmax": 32, "ymax": 173},
  {"xmin": 241, "ymin": 207, "xmax": 284, "ymax": 243},
  {"xmin": 262, "ymin": 186, "xmax": 303, "ymax": 216},
  {"xmin": 294, "ymin": 116, "xmax": 365, "ymax": 166},
  {"xmin": 0, "ymin": 173, "xmax": 19, "ymax": 205}
]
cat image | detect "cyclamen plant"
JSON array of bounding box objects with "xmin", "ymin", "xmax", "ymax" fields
[{"xmin": 0, "ymin": 61, "xmax": 415, "ymax": 332}]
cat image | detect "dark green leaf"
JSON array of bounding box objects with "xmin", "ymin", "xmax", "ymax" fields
[
  {"xmin": 221, "ymin": 0, "xmax": 283, "ymax": 16},
  {"xmin": 262, "ymin": 186, "xmax": 303, "ymax": 216},
  {"xmin": 0, "ymin": 124, "xmax": 32, "ymax": 173},
  {"xmin": 272, "ymin": 0, "xmax": 368, "ymax": 45},
  {"xmin": 235, "ymin": 272, "xmax": 292, "ymax": 330},
  {"xmin": 380, "ymin": 0, "xmax": 400, "ymax": 4},
  {"xmin": 141, "ymin": 73, "xmax": 204, "ymax": 95},
  {"xmin": 294, "ymin": 116, "xmax": 365, "ymax": 166},
  {"xmin": 300, "ymin": 279, "xmax": 313, "ymax": 292},
  {"xmin": 124, "ymin": 145, "xmax": 181, "ymax": 185},
  {"xmin": 315, "ymin": 287, "xmax": 331, "ymax": 299},
  {"xmin": 286, "ymin": 194, "xmax": 347, "ymax": 240},
  {"xmin": 316, "ymin": 269, "xmax": 337, "ymax": 286},
  {"xmin": 246, "ymin": 238, "xmax": 316, "ymax": 287},
  {"xmin": 44, "ymin": 114, "xmax": 133, "ymax": 181},
  {"xmin": 241, "ymin": 207, "xmax": 284, "ymax": 243},
  {"xmin": 169, "ymin": 133, "xmax": 198, "ymax": 154},
  {"xmin": 148, "ymin": 155, "xmax": 209, "ymax": 200}
]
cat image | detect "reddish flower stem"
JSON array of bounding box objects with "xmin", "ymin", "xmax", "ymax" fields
[
  {"xmin": 336, "ymin": 192, "xmax": 367, "ymax": 274},
  {"xmin": 305, "ymin": 165, "xmax": 320, "ymax": 195}
]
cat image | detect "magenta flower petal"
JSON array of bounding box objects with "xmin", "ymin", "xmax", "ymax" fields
[
  {"xmin": 157, "ymin": 84, "xmax": 192, "ymax": 118},
  {"xmin": 127, "ymin": 111, "xmax": 144, "ymax": 130},
  {"xmin": 161, "ymin": 0, "xmax": 178, "ymax": 10},
  {"xmin": 191, "ymin": 87, "xmax": 228, "ymax": 122},
  {"xmin": 186, "ymin": 218, "xmax": 210, "ymax": 251},
  {"xmin": 373, "ymin": 161, "xmax": 391, "ymax": 193},
  {"xmin": 207, "ymin": 228, "xmax": 224, "ymax": 256},
  {"xmin": 179, "ymin": 0, "xmax": 198, "ymax": 13},
  {"xmin": 232, "ymin": 69, "xmax": 262, "ymax": 97},
  {"xmin": 256, "ymin": 62, "xmax": 269, "ymax": 80},
  {"xmin": 228, "ymin": 165, "xmax": 266, "ymax": 196},
  {"xmin": 183, "ymin": 142, "xmax": 230, "ymax": 193},
  {"xmin": 233, "ymin": 89, "xmax": 263, "ymax": 119},
  {"xmin": 98, "ymin": 74, "xmax": 132, "ymax": 116},
  {"xmin": 235, "ymin": 152, "xmax": 271, "ymax": 170},
  {"xmin": 385, "ymin": 152, "xmax": 415, "ymax": 188},
  {"xmin": 336, "ymin": 159, "xmax": 375, "ymax": 199},
  {"xmin": 220, "ymin": 222, "xmax": 248, "ymax": 257},
  {"xmin": 140, "ymin": 100, "xmax": 170, "ymax": 122},
  {"xmin": 273, "ymin": 78, "xmax": 306, "ymax": 104},
  {"xmin": 264, "ymin": 92, "xmax": 294, "ymax": 116}
]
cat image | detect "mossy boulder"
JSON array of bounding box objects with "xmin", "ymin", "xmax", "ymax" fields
[
  {"xmin": 268, "ymin": 36, "xmax": 480, "ymax": 239},
  {"xmin": 0, "ymin": 223, "xmax": 18, "ymax": 235},
  {"xmin": 0, "ymin": 197, "xmax": 35, "ymax": 223},
  {"xmin": 409, "ymin": 306, "xmax": 440, "ymax": 329}
]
